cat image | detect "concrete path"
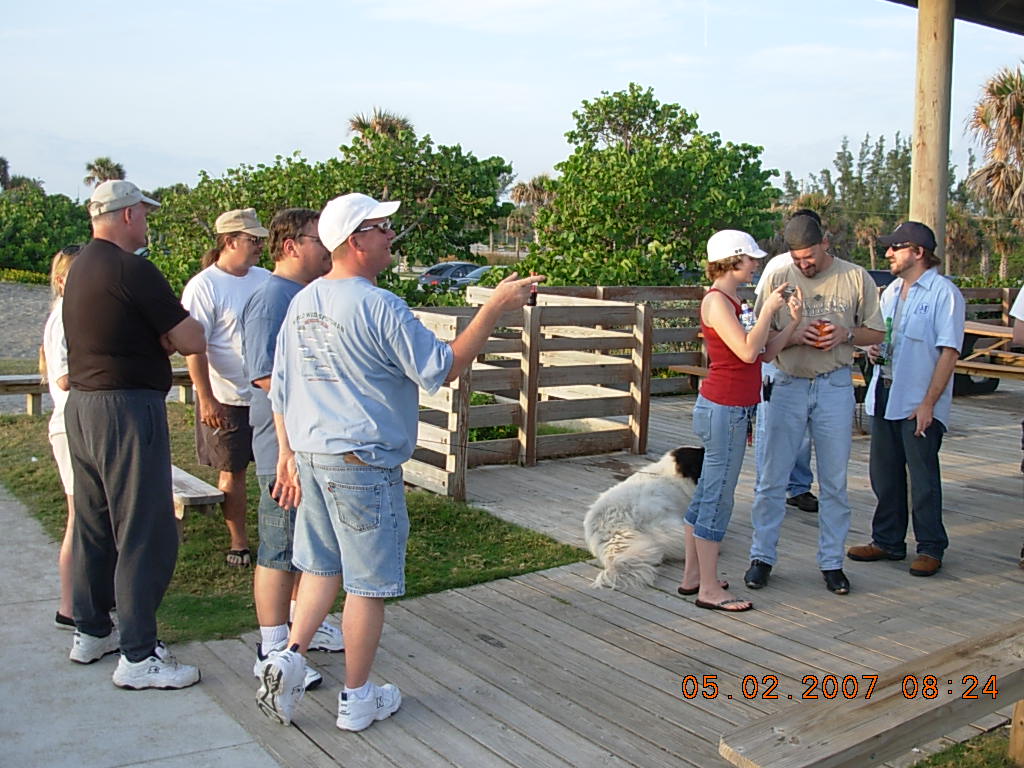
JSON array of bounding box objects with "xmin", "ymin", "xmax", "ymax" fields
[{"xmin": 0, "ymin": 484, "xmax": 281, "ymax": 768}]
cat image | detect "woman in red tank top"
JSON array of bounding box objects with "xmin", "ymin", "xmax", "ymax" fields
[{"xmin": 677, "ymin": 230, "xmax": 802, "ymax": 611}]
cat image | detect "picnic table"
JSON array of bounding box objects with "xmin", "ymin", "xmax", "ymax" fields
[{"xmin": 955, "ymin": 320, "xmax": 1024, "ymax": 394}]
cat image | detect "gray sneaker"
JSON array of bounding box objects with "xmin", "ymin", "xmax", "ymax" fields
[
  {"xmin": 308, "ymin": 620, "xmax": 344, "ymax": 653},
  {"xmin": 253, "ymin": 642, "xmax": 322, "ymax": 690},
  {"xmin": 336, "ymin": 683, "xmax": 402, "ymax": 732},
  {"xmin": 256, "ymin": 645, "xmax": 306, "ymax": 725},
  {"xmin": 69, "ymin": 629, "xmax": 120, "ymax": 664},
  {"xmin": 112, "ymin": 642, "xmax": 200, "ymax": 689}
]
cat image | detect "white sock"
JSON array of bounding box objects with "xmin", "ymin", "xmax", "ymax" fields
[
  {"xmin": 344, "ymin": 682, "xmax": 371, "ymax": 699},
  {"xmin": 260, "ymin": 624, "xmax": 289, "ymax": 649},
  {"xmin": 289, "ymin": 600, "xmax": 297, "ymax": 623}
]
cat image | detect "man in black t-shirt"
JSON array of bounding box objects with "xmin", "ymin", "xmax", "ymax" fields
[{"xmin": 63, "ymin": 180, "xmax": 206, "ymax": 690}]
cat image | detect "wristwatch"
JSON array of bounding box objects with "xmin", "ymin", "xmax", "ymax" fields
[{"xmin": 845, "ymin": 329, "xmax": 854, "ymax": 344}]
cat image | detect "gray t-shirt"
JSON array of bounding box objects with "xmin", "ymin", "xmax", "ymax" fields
[
  {"xmin": 241, "ymin": 274, "xmax": 303, "ymax": 476},
  {"xmin": 271, "ymin": 277, "xmax": 454, "ymax": 468}
]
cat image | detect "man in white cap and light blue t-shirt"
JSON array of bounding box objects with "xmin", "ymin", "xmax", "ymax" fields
[{"xmin": 256, "ymin": 192, "xmax": 543, "ymax": 732}]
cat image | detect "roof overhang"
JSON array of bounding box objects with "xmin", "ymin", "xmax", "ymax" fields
[{"xmin": 884, "ymin": 0, "xmax": 1024, "ymax": 36}]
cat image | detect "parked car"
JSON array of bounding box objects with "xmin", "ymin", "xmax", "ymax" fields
[
  {"xmin": 417, "ymin": 261, "xmax": 479, "ymax": 288},
  {"xmin": 449, "ymin": 265, "xmax": 492, "ymax": 289}
]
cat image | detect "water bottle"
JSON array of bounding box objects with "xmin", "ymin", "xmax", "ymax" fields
[
  {"xmin": 739, "ymin": 301, "xmax": 755, "ymax": 332},
  {"xmin": 876, "ymin": 316, "xmax": 893, "ymax": 365}
]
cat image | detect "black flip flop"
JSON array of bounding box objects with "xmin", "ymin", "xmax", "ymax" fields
[
  {"xmin": 676, "ymin": 580, "xmax": 729, "ymax": 596},
  {"xmin": 695, "ymin": 598, "xmax": 753, "ymax": 612}
]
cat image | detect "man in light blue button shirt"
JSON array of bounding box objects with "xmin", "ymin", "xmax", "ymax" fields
[{"xmin": 847, "ymin": 222, "xmax": 964, "ymax": 578}]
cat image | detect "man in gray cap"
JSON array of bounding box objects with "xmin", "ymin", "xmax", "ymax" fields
[
  {"xmin": 745, "ymin": 213, "xmax": 884, "ymax": 595},
  {"xmin": 63, "ymin": 180, "xmax": 205, "ymax": 688},
  {"xmin": 255, "ymin": 192, "xmax": 543, "ymax": 732},
  {"xmin": 182, "ymin": 208, "xmax": 271, "ymax": 566},
  {"xmin": 847, "ymin": 222, "xmax": 964, "ymax": 577}
]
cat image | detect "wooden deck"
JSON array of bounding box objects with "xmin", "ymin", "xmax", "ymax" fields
[{"xmin": 190, "ymin": 381, "xmax": 1024, "ymax": 767}]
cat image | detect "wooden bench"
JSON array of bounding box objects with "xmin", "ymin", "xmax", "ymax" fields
[
  {"xmin": 171, "ymin": 464, "xmax": 222, "ymax": 539},
  {"xmin": 718, "ymin": 617, "xmax": 1024, "ymax": 768},
  {"xmin": 0, "ymin": 369, "xmax": 196, "ymax": 415}
]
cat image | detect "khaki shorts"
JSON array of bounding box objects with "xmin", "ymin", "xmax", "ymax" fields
[
  {"xmin": 195, "ymin": 404, "xmax": 253, "ymax": 472},
  {"xmin": 49, "ymin": 431, "xmax": 74, "ymax": 495}
]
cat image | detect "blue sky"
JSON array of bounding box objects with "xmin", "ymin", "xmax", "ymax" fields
[{"xmin": 2, "ymin": 0, "xmax": 1022, "ymax": 201}]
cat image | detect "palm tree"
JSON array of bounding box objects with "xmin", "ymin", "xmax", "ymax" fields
[
  {"xmin": 83, "ymin": 156, "xmax": 126, "ymax": 188},
  {"xmin": 944, "ymin": 205, "xmax": 983, "ymax": 276},
  {"xmin": 967, "ymin": 64, "xmax": 1024, "ymax": 280},
  {"xmin": 854, "ymin": 215, "xmax": 885, "ymax": 270},
  {"xmin": 348, "ymin": 108, "xmax": 414, "ymax": 140},
  {"xmin": 510, "ymin": 174, "xmax": 556, "ymax": 244},
  {"xmin": 0, "ymin": 156, "xmax": 10, "ymax": 190}
]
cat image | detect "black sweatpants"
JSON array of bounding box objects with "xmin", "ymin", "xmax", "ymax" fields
[{"xmin": 65, "ymin": 389, "xmax": 179, "ymax": 662}]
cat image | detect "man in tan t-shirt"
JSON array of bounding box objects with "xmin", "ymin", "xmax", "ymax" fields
[{"xmin": 744, "ymin": 214, "xmax": 884, "ymax": 595}]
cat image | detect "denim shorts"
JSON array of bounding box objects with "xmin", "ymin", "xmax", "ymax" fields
[
  {"xmin": 256, "ymin": 473, "xmax": 298, "ymax": 571},
  {"xmin": 292, "ymin": 452, "xmax": 409, "ymax": 598}
]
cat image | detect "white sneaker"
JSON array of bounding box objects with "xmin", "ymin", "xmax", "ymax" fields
[
  {"xmin": 112, "ymin": 642, "xmax": 200, "ymax": 689},
  {"xmin": 253, "ymin": 642, "xmax": 322, "ymax": 690},
  {"xmin": 256, "ymin": 645, "xmax": 306, "ymax": 725},
  {"xmin": 336, "ymin": 683, "xmax": 402, "ymax": 732},
  {"xmin": 308, "ymin": 620, "xmax": 344, "ymax": 653},
  {"xmin": 69, "ymin": 629, "xmax": 120, "ymax": 664}
]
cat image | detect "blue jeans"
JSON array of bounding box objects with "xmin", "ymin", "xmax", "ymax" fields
[
  {"xmin": 292, "ymin": 453, "xmax": 409, "ymax": 598},
  {"xmin": 750, "ymin": 367, "xmax": 855, "ymax": 570},
  {"xmin": 868, "ymin": 383, "xmax": 948, "ymax": 559},
  {"xmin": 256, "ymin": 473, "xmax": 299, "ymax": 571},
  {"xmin": 755, "ymin": 362, "xmax": 813, "ymax": 497},
  {"xmin": 684, "ymin": 395, "xmax": 754, "ymax": 543}
]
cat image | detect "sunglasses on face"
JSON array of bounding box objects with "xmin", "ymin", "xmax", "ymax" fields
[
  {"xmin": 237, "ymin": 235, "xmax": 265, "ymax": 247},
  {"xmin": 887, "ymin": 242, "xmax": 916, "ymax": 252},
  {"xmin": 353, "ymin": 219, "xmax": 393, "ymax": 235}
]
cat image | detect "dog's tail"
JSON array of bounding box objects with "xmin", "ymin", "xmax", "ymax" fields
[{"xmin": 592, "ymin": 530, "xmax": 664, "ymax": 590}]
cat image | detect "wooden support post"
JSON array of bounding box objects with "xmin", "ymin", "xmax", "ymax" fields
[
  {"xmin": 1010, "ymin": 699, "xmax": 1024, "ymax": 767},
  {"xmin": 629, "ymin": 303, "xmax": 652, "ymax": 455},
  {"xmin": 178, "ymin": 384, "xmax": 193, "ymax": 404},
  {"xmin": 519, "ymin": 305, "xmax": 541, "ymax": 466},
  {"xmin": 446, "ymin": 315, "xmax": 471, "ymax": 501},
  {"xmin": 909, "ymin": 0, "xmax": 954, "ymax": 270},
  {"xmin": 26, "ymin": 392, "xmax": 42, "ymax": 416}
]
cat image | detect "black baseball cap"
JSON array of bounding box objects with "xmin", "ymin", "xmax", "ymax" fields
[{"xmin": 878, "ymin": 221, "xmax": 936, "ymax": 251}]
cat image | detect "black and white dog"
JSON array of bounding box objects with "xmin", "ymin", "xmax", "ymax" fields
[{"xmin": 583, "ymin": 447, "xmax": 704, "ymax": 590}]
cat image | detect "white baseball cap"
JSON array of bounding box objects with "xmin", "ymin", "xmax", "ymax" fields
[
  {"xmin": 706, "ymin": 229, "xmax": 767, "ymax": 263},
  {"xmin": 87, "ymin": 180, "xmax": 160, "ymax": 218},
  {"xmin": 318, "ymin": 193, "xmax": 401, "ymax": 252}
]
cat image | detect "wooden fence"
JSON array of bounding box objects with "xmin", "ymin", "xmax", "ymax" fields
[{"xmin": 1, "ymin": 285, "xmax": 1018, "ymax": 499}]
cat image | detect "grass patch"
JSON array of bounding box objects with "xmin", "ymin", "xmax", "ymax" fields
[
  {"xmin": 0, "ymin": 357, "xmax": 39, "ymax": 375},
  {"xmin": 912, "ymin": 727, "xmax": 1014, "ymax": 767},
  {"xmin": 0, "ymin": 403, "xmax": 587, "ymax": 644}
]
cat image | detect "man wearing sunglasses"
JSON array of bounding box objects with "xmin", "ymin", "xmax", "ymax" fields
[
  {"xmin": 182, "ymin": 208, "xmax": 271, "ymax": 567},
  {"xmin": 847, "ymin": 222, "xmax": 964, "ymax": 578},
  {"xmin": 256, "ymin": 192, "xmax": 543, "ymax": 732}
]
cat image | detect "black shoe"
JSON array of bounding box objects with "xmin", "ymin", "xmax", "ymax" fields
[
  {"xmin": 744, "ymin": 560, "xmax": 772, "ymax": 589},
  {"xmin": 786, "ymin": 491, "xmax": 819, "ymax": 513},
  {"xmin": 822, "ymin": 569, "xmax": 850, "ymax": 595}
]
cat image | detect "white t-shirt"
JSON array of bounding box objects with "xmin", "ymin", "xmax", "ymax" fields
[
  {"xmin": 43, "ymin": 297, "xmax": 69, "ymax": 437},
  {"xmin": 1010, "ymin": 284, "xmax": 1024, "ymax": 322},
  {"xmin": 754, "ymin": 252, "xmax": 793, "ymax": 296},
  {"xmin": 182, "ymin": 264, "xmax": 270, "ymax": 405}
]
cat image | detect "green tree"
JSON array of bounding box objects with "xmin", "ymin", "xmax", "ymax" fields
[
  {"xmin": 509, "ymin": 173, "xmax": 556, "ymax": 244},
  {"xmin": 0, "ymin": 186, "xmax": 90, "ymax": 272},
  {"xmin": 509, "ymin": 84, "xmax": 777, "ymax": 285},
  {"xmin": 148, "ymin": 136, "xmax": 510, "ymax": 294},
  {"xmin": 0, "ymin": 157, "xmax": 9, "ymax": 191},
  {"xmin": 83, "ymin": 156, "xmax": 125, "ymax": 188},
  {"xmin": 967, "ymin": 64, "xmax": 1024, "ymax": 280}
]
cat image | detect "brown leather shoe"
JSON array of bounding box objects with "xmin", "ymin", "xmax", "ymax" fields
[
  {"xmin": 847, "ymin": 543, "xmax": 905, "ymax": 562},
  {"xmin": 909, "ymin": 554, "xmax": 942, "ymax": 577}
]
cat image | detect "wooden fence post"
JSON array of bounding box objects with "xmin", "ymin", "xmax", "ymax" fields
[
  {"xmin": 1009, "ymin": 699, "xmax": 1024, "ymax": 766},
  {"xmin": 630, "ymin": 303, "xmax": 652, "ymax": 455},
  {"xmin": 519, "ymin": 305, "xmax": 541, "ymax": 466},
  {"xmin": 446, "ymin": 315, "xmax": 471, "ymax": 501}
]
